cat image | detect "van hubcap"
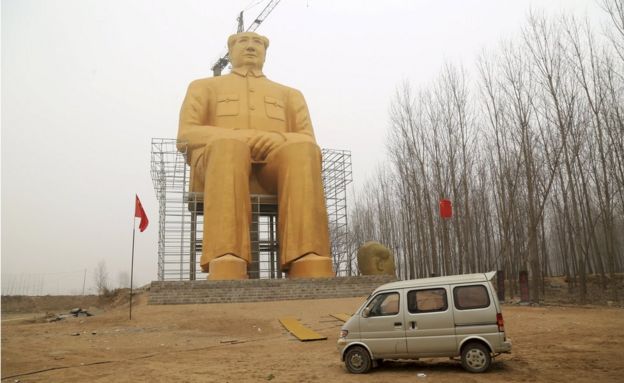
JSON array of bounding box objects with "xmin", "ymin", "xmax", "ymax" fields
[
  {"xmin": 466, "ymin": 349, "xmax": 486, "ymax": 368},
  {"xmin": 350, "ymin": 353, "xmax": 364, "ymax": 369}
]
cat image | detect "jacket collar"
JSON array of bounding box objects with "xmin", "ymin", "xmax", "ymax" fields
[{"xmin": 231, "ymin": 67, "xmax": 265, "ymax": 78}]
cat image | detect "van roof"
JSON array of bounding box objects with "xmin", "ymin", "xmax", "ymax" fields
[{"xmin": 373, "ymin": 271, "xmax": 497, "ymax": 293}]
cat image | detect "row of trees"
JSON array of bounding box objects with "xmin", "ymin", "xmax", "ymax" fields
[{"xmin": 348, "ymin": 1, "xmax": 624, "ymax": 302}]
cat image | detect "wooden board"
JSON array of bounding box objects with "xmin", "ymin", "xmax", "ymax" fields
[
  {"xmin": 278, "ymin": 317, "xmax": 327, "ymax": 341},
  {"xmin": 329, "ymin": 313, "xmax": 352, "ymax": 322}
]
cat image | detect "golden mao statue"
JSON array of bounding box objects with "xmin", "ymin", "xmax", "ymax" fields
[{"xmin": 177, "ymin": 32, "xmax": 333, "ymax": 280}]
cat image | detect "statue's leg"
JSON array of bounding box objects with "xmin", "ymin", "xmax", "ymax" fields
[
  {"xmin": 199, "ymin": 138, "xmax": 251, "ymax": 280},
  {"xmin": 257, "ymin": 141, "xmax": 333, "ymax": 278}
]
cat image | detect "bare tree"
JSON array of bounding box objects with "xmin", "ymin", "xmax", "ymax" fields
[
  {"xmin": 601, "ymin": 0, "xmax": 624, "ymax": 64},
  {"xmin": 94, "ymin": 260, "xmax": 109, "ymax": 295},
  {"xmin": 349, "ymin": 3, "xmax": 624, "ymax": 305}
]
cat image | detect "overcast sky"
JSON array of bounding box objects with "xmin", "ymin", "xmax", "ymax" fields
[{"xmin": 1, "ymin": 0, "xmax": 607, "ymax": 294}]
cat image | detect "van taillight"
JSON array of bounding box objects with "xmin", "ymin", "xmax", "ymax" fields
[{"xmin": 497, "ymin": 313, "xmax": 505, "ymax": 332}]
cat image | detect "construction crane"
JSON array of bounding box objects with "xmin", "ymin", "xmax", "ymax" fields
[{"xmin": 211, "ymin": 0, "xmax": 282, "ymax": 76}]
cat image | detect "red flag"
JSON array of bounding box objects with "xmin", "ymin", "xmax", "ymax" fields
[{"xmin": 134, "ymin": 195, "xmax": 149, "ymax": 232}]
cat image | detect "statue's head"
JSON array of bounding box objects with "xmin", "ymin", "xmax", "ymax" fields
[
  {"xmin": 357, "ymin": 241, "xmax": 396, "ymax": 276},
  {"xmin": 228, "ymin": 32, "xmax": 270, "ymax": 71}
]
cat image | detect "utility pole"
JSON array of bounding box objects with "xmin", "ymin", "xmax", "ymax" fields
[{"xmin": 82, "ymin": 269, "xmax": 87, "ymax": 295}]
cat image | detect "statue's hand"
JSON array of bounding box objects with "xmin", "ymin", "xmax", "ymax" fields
[
  {"xmin": 223, "ymin": 129, "xmax": 256, "ymax": 142},
  {"xmin": 248, "ymin": 131, "xmax": 286, "ymax": 161}
]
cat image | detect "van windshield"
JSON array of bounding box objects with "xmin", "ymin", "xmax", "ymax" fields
[{"xmin": 364, "ymin": 292, "xmax": 400, "ymax": 317}]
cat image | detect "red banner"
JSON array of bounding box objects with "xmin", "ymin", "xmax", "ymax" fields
[
  {"xmin": 134, "ymin": 195, "xmax": 149, "ymax": 232},
  {"xmin": 439, "ymin": 199, "xmax": 452, "ymax": 218}
]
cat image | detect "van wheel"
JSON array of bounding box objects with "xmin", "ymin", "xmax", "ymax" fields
[
  {"xmin": 461, "ymin": 342, "xmax": 491, "ymax": 373},
  {"xmin": 344, "ymin": 346, "xmax": 372, "ymax": 374}
]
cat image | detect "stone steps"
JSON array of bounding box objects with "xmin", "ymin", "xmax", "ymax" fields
[{"xmin": 148, "ymin": 275, "xmax": 396, "ymax": 305}]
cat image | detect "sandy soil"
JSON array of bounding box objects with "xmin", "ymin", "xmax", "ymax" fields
[{"xmin": 2, "ymin": 292, "xmax": 623, "ymax": 383}]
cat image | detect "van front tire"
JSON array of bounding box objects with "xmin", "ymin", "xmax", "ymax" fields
[
  {"xmin": 461, "ymin": 342, "xmax": 491, "ymax": 373},
  {"xmin": 344, "ymin": 346, "xmax": 372, "ymax": 374}
]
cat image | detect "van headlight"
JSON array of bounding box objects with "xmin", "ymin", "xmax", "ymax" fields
[{"xmin": 340, "ymin": 329, "xmax": 349, "ymax": 338}]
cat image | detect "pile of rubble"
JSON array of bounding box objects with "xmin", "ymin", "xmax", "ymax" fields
[{"xmin": 46, "ymin": 308, "xmax": 93, "ymax": 322}]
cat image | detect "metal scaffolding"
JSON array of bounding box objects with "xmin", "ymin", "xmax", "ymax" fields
[
  {"xmin": 150, "ymin": 138, "xmax": 352, "ymax": 280},
  {"xmin": 321, "ymin": 148, "xmax": 353, "ymax": 276}
]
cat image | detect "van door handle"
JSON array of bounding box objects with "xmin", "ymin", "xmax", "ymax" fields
[
  {"xmin": 394, "ymin": 322, "xmax": 402, "ymax": 327},
  {"xmin": 410, "ymin": 321, "xmax": 417, "ymax": 329}
]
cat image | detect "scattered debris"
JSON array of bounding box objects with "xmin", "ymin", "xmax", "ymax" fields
[
  {"xmin": 71, "ymin": 332, "xmax": 80, "ymax": 336},
  {"xmin": 417, "ymin": 372, "xmax": 427, "ymax": 378},
  {"xmin": 46, "ymin": 308, "xmax": 94, "ymax": 323},
  {"xmin": 46, "ymin": 313, "xmax": 68, "ymax": 323},
  {"xmin": 71, "ymin": 308, "xmax": 93, "ymax": 317}
]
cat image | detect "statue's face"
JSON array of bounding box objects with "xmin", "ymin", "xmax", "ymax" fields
[
  {"xmin": 229, "ymin": 33, "xmax": 266, "ymax": 70},
  {"xmin": 357, "ymin": 242, "xmax": 396, "ymax": 276}
]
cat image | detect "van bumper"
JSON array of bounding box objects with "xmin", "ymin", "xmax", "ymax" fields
[
  {"xmin": 337, "ymin": 338, "xmax": 348, "ymax": 360},
  {"xmin": 499, "ymin": 338, "xmax": 512, "ymax": 353}
]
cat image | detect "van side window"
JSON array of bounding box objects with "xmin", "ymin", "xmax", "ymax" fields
[
  {"xmin": 407, "ymin": 288, "xmax": 448, "ymax": 313},
  {"xmin": 365, "ymin": 292, "xmax": 400, "ymax": 317},
  {"xmin": 454, "ymin": 285, "xmax": 490, "ymax": 310}
]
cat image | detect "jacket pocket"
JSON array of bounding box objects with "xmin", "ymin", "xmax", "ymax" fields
[
  {"xmin": 264, "ymin": 96, "xmax": 286, "ymax": 121},
  {"xmin": 216, "ymin": 94, "xmax": 240, "ymax": 116}
]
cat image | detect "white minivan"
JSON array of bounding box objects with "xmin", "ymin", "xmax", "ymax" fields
[{"xmin": 337, "ymin": 272, "xmax": 512, "ymax": 373}]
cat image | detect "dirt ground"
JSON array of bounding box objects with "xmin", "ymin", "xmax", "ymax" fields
[{"xmin": 2, "ymin": 289, "xmax": 624, "ymax": 383}]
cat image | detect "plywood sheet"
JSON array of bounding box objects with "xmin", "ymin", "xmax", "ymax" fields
[
  {"xmin": 329, "ymin": 313, "xmax": 352, "ymax": 322},
  {"xmin": 278, "ymin": 317, "xmax": 327, "ymax": 341}
]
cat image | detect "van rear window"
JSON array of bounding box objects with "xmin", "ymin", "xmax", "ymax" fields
[
  {"xmin": 407, "ymin": 288, "xmax": 448, "ymax": 313},
  {"xmin": 453, "ymin": 285, "xmax": 490, "ymax": 310}
]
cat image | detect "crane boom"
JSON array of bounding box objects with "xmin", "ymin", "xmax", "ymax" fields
[
  {"xmin": 247, "ymin": 0, "xmax": 281, "ymax": 32},
  {"xmin": 211, "ymin": 0, "xmax": 282, "ymax": 76}
]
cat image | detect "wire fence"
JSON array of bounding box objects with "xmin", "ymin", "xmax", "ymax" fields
[{"xmin": 1, "ymin": 270, "xmax": 89, "ymax": 296}]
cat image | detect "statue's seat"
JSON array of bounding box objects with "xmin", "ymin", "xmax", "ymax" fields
[{"xmin": 186, "ymin": 163, "xmax": 275, "ymax": 213}]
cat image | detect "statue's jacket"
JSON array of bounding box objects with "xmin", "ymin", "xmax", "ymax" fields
[{"xmin": 178, "ymin": 67, "xmax": 316, "ymax": 168}]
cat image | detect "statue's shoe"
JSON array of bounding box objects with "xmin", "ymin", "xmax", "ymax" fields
[
  {"xmin": 288, "ymin": 253, "xmax": 334, "ymax": 278},
  {"xmin": 207, "ymin": 254, "xmax": 248, "ymax": 280}
]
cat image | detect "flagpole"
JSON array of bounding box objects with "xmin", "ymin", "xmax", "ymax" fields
[{"xmin": 130, "ymin": 217, "xmax": 136, "ymax": 320}]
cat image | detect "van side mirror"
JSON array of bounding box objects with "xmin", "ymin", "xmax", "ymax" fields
[{"xmin": 362, "ymin": 307, "xmax": 371, "ymax": 318}]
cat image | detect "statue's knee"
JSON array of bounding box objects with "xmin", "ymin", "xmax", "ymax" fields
[
  {"xmin": 277, "ymin": 141, "xmax": 321, "ymax": 163},
  {"xmin": 205, "ymin": 138, "xmax": 250, "ymax": 161}
]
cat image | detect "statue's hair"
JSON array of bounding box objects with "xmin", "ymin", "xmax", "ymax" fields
[{"xmin": 227, "ymin": 32, "xmax": 270, "ymax": 51}]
